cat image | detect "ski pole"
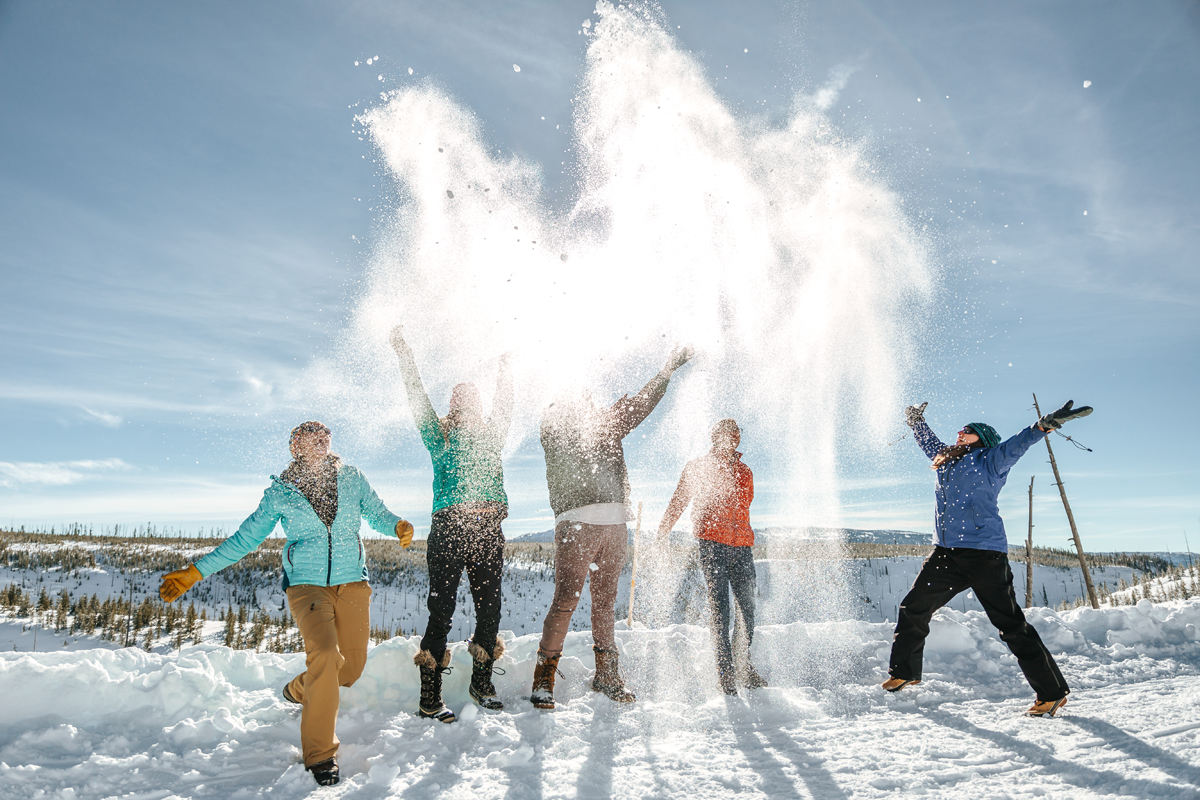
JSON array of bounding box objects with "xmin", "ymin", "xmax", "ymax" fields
[{"xmin": 628, "ymin": 502, "xmax": 642, "ymax": 627}]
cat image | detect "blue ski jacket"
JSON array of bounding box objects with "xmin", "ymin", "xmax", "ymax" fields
[
  {"xmin": 193, "ymin": 464, "xmax": 401, "ymax": 587},
  {"xmin": 913, "ymin": 420, "xmax": 1047, "ymax": 552}
]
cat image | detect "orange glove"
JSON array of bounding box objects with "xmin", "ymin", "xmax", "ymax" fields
[
  {"xmin": 394, "ymin": 519, "xmax": 414, "ymax": 549},
  {"xmin": 160, "ymin": 564, "xmax": 203, "ymax": 602}
]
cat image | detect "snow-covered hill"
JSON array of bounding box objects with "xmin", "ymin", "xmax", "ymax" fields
[{"xmin": 2, "ymin": 599, "xmax": 1200, "ymax": 798}]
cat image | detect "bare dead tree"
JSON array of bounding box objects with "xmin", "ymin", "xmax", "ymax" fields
[{"xmin": 1033, "ymin": 393, "xmax": 1099, "ymax": 609}]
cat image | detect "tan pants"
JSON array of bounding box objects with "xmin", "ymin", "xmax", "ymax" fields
[
  {"xmin": 285, "ymin": 581, "xmax": 371, "ymax": 766},
  {"xmin": 538, "ymin": 521, "xmax": 627, "ymax": 657}
]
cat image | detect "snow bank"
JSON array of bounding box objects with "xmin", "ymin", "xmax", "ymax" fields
[{"xmin": 3, "ymin": 600, "xmax": 1200, "ymax": 798}]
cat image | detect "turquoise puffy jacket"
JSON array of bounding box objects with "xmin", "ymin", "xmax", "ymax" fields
[{"xmin": 193, "ymin": 464, "xmax": 401, "ymax": 587}]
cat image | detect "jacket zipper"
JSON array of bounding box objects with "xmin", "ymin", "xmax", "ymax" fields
[
  {"xmin": 272, "ymin": 471, "xmax": 339, "ymax": 586},
  {"xmin": 326, "ymin": 523, "xmax": 333, "ymax": 586}
]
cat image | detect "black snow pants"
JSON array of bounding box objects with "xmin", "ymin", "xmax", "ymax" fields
[
  {"xmin": 889, "ymin": 546, "xmax": 1070, "ymax": 702},
  {"xmin": 698, "ymin": 539, "xmax": 757, "ymax": 678},
  {"xmin": 420, "ymin": 505, "xmax": 505, "ymax": 663}
]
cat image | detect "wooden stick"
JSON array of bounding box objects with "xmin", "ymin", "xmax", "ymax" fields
[
  {"xmin": 1026, "ymin": 475, "xmax": 1035, "ymax": 609},
  {"xmin": 1034, "ymin": 393, "xmax": 1099, "ymax": 609},
  {"xmin": 628, "ymin": 502, "xmax": 642, "ymax": 627}
]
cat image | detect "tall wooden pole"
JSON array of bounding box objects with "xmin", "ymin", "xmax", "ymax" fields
[
  {"xmin": 1033, "ymin": 393, "xmax": 1099, "ymax": 609},
  {"xmin": 628, "ymin": 502, "xmax": 643, "ymax": 627},
  {"xmin": 1026, "ymin": 476, "xmax": 1035, "ymax": 609}
]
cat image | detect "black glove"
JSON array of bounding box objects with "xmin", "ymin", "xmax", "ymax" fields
[
  {"xmin": 904, "ymin": 402, "xmax": 928, "ymax": 428},
  {"xmin": 1038, "ymin": 400, "xmax": 1093, "ymax": 430}
]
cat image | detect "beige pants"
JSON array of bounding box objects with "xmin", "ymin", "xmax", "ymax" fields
[
  {"xmin": 285, "ymin": 581, "xmax": 371, "ymax": 766},
  {"xmin": 538, "ymin": 521, "xmax": 627, "ymax": 657}
]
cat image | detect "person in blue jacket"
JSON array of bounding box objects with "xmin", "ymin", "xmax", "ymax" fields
[
  {"xmin": 882, "ymin": 400, "xmax": 1092, "ymax": 718},
  {"xmin": 158, "ymin": 421, "xmax": 413, "ymax": 787}
]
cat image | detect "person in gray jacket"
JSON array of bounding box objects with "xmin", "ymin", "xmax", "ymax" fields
[{"xmin": 529, "ymin": 345, "xmax": 694, "ymax": 709}]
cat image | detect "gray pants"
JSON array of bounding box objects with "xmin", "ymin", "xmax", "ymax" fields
[
  {"xmin": 538, "ymin": 521, "xmax": 627, "ymax": 657},
  {"xmin": 698, "ymin": 539, "xmax": 757, "ymax": 677}
]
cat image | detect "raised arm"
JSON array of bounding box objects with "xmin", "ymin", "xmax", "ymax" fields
[
  {"xmin": 488, "ymin": 352, "xmax": 515, "ymax": 447},
  {"xmin": 611, "ymin": 344, "xmax": 695, "ymax": 439},
  {"xmin": 389, "ymin": 326, "xmax": 443, "ymax": 453},
  {"xmin": 657, "ymin": 463, "xmax": 695, "ymax": 540},
  {"xmin": 911, "ymin": 420, "xmax": 947, "ymax": 460},
  {"xmin": 905, "ymin": 403, "xmax": 946, "ymax": 460}
]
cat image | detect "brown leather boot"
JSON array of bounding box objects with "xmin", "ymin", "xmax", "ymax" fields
[
  {"xmin": 881, "ymin": 677, "xmax": 921, "ymax": 693},
  {"xmin": 592, "ymin": 646, "xmax": 635, "ymax": 703},
  {"xmin": 530, "ymin": 652, "xmax": 561, "ymax": 710}
]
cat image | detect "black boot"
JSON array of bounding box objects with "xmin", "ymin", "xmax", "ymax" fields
[
  {"xmin": 307, "ymin": 757, "xmax": 339, "ymax": 786},
  {"xmin": 470, "ymin": 659, "xmax": 504, "ymax": 710},
  {"xmin": 468, "ymin": 635, "xmax": 506, "ymax": 711},
  {"xmin": 415, "ymin": 649, "xmax": 456, "ymax": 723}
]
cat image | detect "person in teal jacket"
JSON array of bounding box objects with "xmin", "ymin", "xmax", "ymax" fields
[
  {"xmin": 390, "ymin": 326, "xmax": 513, "ymax": 722},
  {"xmin": 159, "ymin": 420, "xmax": 413, "ymax": 787}
]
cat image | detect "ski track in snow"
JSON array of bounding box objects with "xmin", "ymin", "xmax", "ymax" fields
[{"xmin": 3, "ymin": 599, "xmax": 1200, "ymax": 799}]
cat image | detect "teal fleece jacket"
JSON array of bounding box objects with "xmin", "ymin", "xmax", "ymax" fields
[
  {"xmin": 193, "ymin": 464, "xmax": 400, "ymax": 587},
  {"xmin": 395, "ymin": 345, "xmax": 513, "ymax": 516}
]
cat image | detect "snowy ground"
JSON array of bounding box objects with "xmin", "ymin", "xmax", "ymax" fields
[{"xmin": 3, "ymin": 598, "xmax": 1200, "ymax": 799}]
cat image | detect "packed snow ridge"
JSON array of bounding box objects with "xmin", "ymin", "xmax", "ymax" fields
[{"xmin": 3, "ymin": 598, "xmax": 1200, "ymax": 798}]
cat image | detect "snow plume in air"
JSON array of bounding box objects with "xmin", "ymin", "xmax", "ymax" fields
[{"xmin": 338, "ymin": 0, "xmax": 934, "ymax": 679}]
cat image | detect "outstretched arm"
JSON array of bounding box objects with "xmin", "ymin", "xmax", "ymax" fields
[
  {"xmin": 657, "ymin": 464, "xmax": 694, "ymax": 540},
  {"xmin": 983, "ymin": 425, "xmax": 1048, "ymax": 477},
  {"xmin": 353, "ymin": 466, "xmax": 405, "ymax": 539},
  {"xmin": 390, "ymin": 326, "xmax": 443, "ymax": 452},
  {"xmin": 612, "ymin": 345, "xmax": 695, "ymax": 438},
  {"xmin": 489, "ymin": 352, "xmax": 515, "ymax": 447},
  {"xmin": 193, "ymin": 491, "xmax": 283, "ymax": 578}
]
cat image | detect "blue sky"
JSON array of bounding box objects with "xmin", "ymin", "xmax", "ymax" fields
[{"xmin": 1, "ymin": 1, "xmax": 1197, "ymax": 552}]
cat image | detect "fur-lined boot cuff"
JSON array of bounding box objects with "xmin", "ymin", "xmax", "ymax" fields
[
  {"xmin": 468, "ymin": 635, "xmax": 506, "ymax": 663},
  {"xmin": 414, "ymin": 648, "xmax": 452, "ymax": 669}
]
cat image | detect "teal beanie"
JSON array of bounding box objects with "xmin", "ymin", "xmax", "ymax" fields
[{"xmin": 966, "ymin": 422, "xmax": 1001, "ymax": 448}]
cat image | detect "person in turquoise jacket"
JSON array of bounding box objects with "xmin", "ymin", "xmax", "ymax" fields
[
  {"xmin": 390, "ymin": 325, "xmax": 513, "ymax": 722},
  {"xmin": 882, "ymin": 400, "xmax": 1092, "ymax": 718},
  {"xmin": 159, "ymin": 420, "xmax": 413, "ymax": 788}
]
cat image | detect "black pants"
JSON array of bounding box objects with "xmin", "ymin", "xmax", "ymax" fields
[
  {"xmin": 889, "ymin": 546, "xmax": 1069, "ymax": 701},
  {"xmin": 698, "ymin": 539, "xmax": 757, "ymax": 677},
  {"xmin": 420, "ymin": 506, "xmax": 505, "ymax": 663}
]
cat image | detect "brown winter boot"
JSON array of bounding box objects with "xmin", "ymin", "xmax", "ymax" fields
[
  {"xmin": 1026, "ymin": 696, "xmax": 1068, "ymax": 717},
  {"xmin": 530, "ymin": 652, "xmax": 561, "ymax": 710},
  {"xmin": 592, "ymin": 646, "xmax": 635, "ymax": 703},
  {"xmin": 737, "ymin": 659, "xmax": 768, "ymax": 690}
]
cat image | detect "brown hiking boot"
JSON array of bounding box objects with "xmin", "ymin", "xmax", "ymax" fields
[
  {"xmin": 1027, "ymin": 696, "xmax": 1068, "ymax": 717},
  {"xmin": 739, "ymin": 662, "xmax": 768, "ymax": 690},
  {"xmin": 882, "ymin": 677, "xmax": 921, "ymax": 693},
  {"xmin": 530, "ymin": 652, "xmax": 561, "ymax": 710},
  {"xmin": 592, "ymin": 646, "xmax": 635, "ymax": 703}
]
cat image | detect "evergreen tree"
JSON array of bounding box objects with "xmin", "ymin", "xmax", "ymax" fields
[
  {"xmin": 54, "ymin": 590, "xmax": 70, "ymax": 631},
  {"xmin": 223, "ymin": 608, "xmax": 236, "ymax": 648}
]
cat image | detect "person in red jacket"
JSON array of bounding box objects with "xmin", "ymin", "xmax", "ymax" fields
[{"xmin": 658, "ymin": 419, "xmax": 767, "ymax": 695}]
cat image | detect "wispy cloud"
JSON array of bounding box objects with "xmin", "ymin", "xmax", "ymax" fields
[
  {"xmin": 806, "ymin": 61, "xmax": 862, "ymax": 111},
  {"xmin": 0, "ymin": 458, "xmax": 132, "ymax": 487},
  {"xmin": 81, "ymin": 407, "xmax": 123, "ymax": 428}
]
